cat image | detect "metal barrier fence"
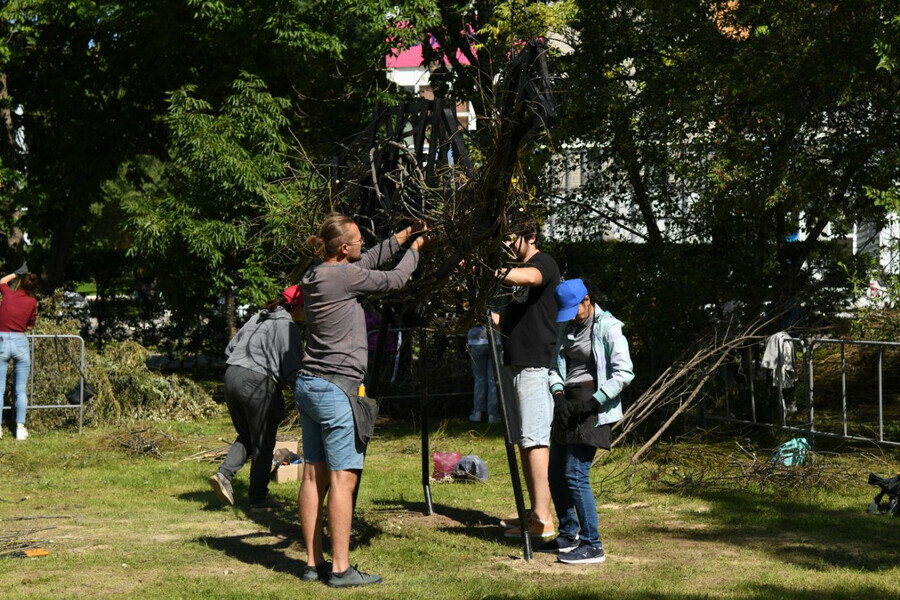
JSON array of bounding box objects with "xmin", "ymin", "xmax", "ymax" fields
[
  {"xmin": 698, "ymin": 335, "xmax": 900, "ymax": 448},
  {"xmin": 0, "ymin": 334, "xmax": 86, "ymax": 433}
]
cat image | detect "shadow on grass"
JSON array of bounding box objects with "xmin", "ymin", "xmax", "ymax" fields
[
  {"xmin": 484, "ymin": 583, "xmax": 896, "ymax": 600},
  {"xmin": 651, "ymin": 488, "xmax": 900, "ymax": 572},
  {"xmin": 176, "ymin": 479, "xmax": 301, "ymax": 539},
  {"xmin": 371, "ymin": 498, "xmax": 513, "ymax": 544},
  {"xmin": 182, "ymin": 478, "xmax": 385, "ymax": 577},
  {"xmin": 198, "ymin": 530, "xmax": 304, "ymax": 578}
]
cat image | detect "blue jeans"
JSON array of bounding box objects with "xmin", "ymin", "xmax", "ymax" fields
[
  {"xmin": 0, "ymin": 333, "xmax": 31, "ymax": 424},
  {"xmin": 469, "ymin": 343, "xmax": 498, "ymax": 417},
  {"xmin": 548, "ymin": 441, "xmax": 601, "ymax": 549}
]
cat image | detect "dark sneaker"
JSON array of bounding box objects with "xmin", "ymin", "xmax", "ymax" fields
[
  {"xmin": 208, "ymin": 473, "xmax": 234, "ymax": 506},
  {"xmin": 327, "ymin": 564, "xmax": 383, "ymax": 588},
  {"xmin": 557, "ymin": 542, "xmax": 606, "ymax": 565},
  {"xmin": 535, "ymin": 535, "xmax": 579, "ymax": 554},
  {"xmin": 248, "ymin": 497, "xmax": 283, "ymax": 512},
  {"xmin": 301, "ymin": 560, "xmax": 332, "ymax": 583}
]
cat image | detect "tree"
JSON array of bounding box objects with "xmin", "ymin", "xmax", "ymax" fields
[
  {"xmin": 121, "ymin": 73, "xmax": 291, "ymax": 345},
  {"xmin": 558, "ymin": 0, "xmax": 900, "ymax": 319}
]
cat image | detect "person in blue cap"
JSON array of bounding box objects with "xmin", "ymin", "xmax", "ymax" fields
[{"xmin": 538, "ymin": 277, "xmax": 634, "ymax": 565}]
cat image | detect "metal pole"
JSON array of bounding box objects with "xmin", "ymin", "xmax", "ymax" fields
[
  {"xmin": 485, "ymin": 313, "xmax": 532, "ymax": 561},
  {"xmin": 778, "ymin": 378, "xmax": 785, "ymax": 427},
  {"xmin": 723, "ymin": 352, "xmax": 731, "ymax": 418},
  {"xmin": 747, "ymin": 345, "xmax": 756, "ymax": 423},
  {"xmin": 28, "ymin": 334, "xmax": 35, "ymax": 424},
  {"xmin": 878, "ymin": 347, "xmax": 884, "ymax": 442},
  {"xmin": 806, "ymin": 341, "xmax": 815, "ymax": 450},
  {"xmin": 840, "ymin": 343, "xmax": 847, "ymax": 437},
  {"xmin": 78, "ymin": 336, "xmax": 85, "ymax": 434},
  {"xmin": 419, "ymin": 330, "xmax": 433, "ymax": 516}
]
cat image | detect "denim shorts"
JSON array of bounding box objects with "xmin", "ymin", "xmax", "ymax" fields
[
  {"xmin": 294, "ymin": 374, "xmax": 365, "ymax": 471},
  {"xmin": 501, "ymin": 366, "xmax": 552, "ymax": 448}
]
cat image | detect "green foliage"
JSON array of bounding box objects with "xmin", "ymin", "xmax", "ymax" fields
[
  {"xmin": 25, "ymin": 290, "xmax": 216, "ymax": 429},
  {"xmin": 551, "ymin": 0, "xmax": 900, "ymax": 331},
  {"xmin": 118, "ymin": 73, "xmax": 293, "ymax": 345}
]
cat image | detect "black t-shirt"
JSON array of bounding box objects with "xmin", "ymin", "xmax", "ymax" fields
[{"xmin": 500, "ymin": 252, "xmax": 561, "ymax": 367}]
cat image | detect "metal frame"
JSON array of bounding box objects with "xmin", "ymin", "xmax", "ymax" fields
[
  {"xmin": 415, "ymin": 322, "xmax": 532, "ymax": 560},
  {"xmin": 699, "ymin": 336, "xmax": 900, "ymax": 448},
  {"xmin": 0, "ymin": 334, "xmax": 87, "ymax": 433}
]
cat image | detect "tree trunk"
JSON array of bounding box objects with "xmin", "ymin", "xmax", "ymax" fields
[
  {"xmin": 0, "ymin": 72, "xmax": 25, "ymax": 267},
  {"xmin": 225, "ymin": 286, "xmax": 236, "ymax": 340},
  {"xmin": 0, "ymin": 72, "xmax": 15, "ymax": 163},
  {"xmin": 44, "ymin": 206, "xmax": 79, "ymax": 291}
]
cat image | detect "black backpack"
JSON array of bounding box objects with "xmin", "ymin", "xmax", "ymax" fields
[{"xmin": 867, "ymin": 473, "xmax": 900, "ymax": 516}]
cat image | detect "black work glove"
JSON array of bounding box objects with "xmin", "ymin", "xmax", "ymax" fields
[
  {"xmin": 552, "ymin": 390, "xmax": 572, "ymax": 424},
  {"xmin": 570, "ymin": 393, "xmax": 598, "ymax": 416},
  {"xmin": 14, "ymin": 261, "xmax": 28, "ymax": 276}
]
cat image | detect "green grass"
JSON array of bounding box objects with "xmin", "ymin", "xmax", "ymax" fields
[{"xmin": 1, "ymin": 413, "xmax": 899, "ymax": 599}]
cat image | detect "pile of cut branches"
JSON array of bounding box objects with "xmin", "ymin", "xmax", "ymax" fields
[
  {"xmin": 0, "ymin": 525, "xmax": 55, "ymax": 558},
  {"xmin": 179, "ymin": 444, "xmax": 231, "ymax": 464},
  {"xmin": 612, "ymin": 317, "xmax": 775, "ymax": 461},
  {"xmin": 644, "ymin": 434, "xmax": 870, "ymax": 494},
  {"xmin": 107, "ymin": 428, "xmax": 179, "ymax": 459}
]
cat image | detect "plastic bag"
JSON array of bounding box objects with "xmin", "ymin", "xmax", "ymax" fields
[
  {"xmin": 770, "ymin": 437, "xmax": 810, "ymax": 466},
  {"xmin": 432, "ymin": 452, "xmax": 462, "ymax": 479}
]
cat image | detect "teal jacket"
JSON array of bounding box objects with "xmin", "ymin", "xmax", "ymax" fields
[{"xmin": 548, "ymin": 305, "xmax": 635, "ymax": 426}]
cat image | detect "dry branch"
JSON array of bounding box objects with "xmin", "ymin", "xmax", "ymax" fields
[{"xmin": 612, "ymin": 316, "xmax": 779, "ymax": 461}]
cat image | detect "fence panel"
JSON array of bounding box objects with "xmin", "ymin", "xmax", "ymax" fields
[
  {"xmin": 699, "ymin": 336, "xmax": 900, "ymax": 448},
  {"xmin": 0, "ymin": 334, "xmax": 86, "ymax": 433}
]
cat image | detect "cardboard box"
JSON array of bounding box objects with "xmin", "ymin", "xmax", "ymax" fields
[
  {"xmin": 272, "ymin": 463, "xmax": 299, "ymax": 483},
  {"xmin": 270, "ymin": 440, "xmax": 300, "ymax": 483}
]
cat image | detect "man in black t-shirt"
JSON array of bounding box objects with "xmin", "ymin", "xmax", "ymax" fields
[{"xmin": 494, "ymin": 217, "xmax": 560, "ymax": 540}]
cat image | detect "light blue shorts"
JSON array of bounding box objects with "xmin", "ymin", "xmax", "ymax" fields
[
  {"xmin": 501, "ymin": 366, "xmax": 552, "ymax": 448},
  {"xmin": 294, "ymin": 375, "xmax": 365, "ymax": 471}
]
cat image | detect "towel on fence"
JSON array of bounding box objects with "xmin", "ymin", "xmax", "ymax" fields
[{"xmin": 761, "ymin": 332, "xmax": 796, "ymax": 389}]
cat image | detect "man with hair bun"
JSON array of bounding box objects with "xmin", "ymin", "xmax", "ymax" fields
[
  {"xmin": 208, "ymin": 284, "xmax": 305, "ymax": 511},
  {"xmin": 296, "ymin": 214, "xmax": 429, "ymax": 588}
]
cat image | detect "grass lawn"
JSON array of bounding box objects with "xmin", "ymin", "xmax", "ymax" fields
[{"xmin": 1, "ymin": 412, "xmax": 899, "ymax": 599}]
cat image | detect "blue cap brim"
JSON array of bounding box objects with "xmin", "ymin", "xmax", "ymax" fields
[{"xmin": 556, "ymin": 304, "xmax": 579, "ymax": 322}]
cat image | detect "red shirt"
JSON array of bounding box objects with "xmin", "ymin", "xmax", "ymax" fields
[{"xmin": 0, "ymin": 283, "xmax": 38, "ymax": 332}]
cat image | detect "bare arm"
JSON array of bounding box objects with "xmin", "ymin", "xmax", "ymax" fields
[
  {"xmin": 498, "ymin": 266, "xmax": 543, "ymax": 287},
  {"xmin": 0, "ymin": 273, "xmax": 16, "ymax": 286}
]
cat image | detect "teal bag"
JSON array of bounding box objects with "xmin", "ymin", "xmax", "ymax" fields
[{"xmin": 770, "ymin": 438, "xmax": 811, "ymax": 466}]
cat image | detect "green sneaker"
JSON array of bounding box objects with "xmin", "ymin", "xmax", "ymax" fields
[
  {"xmin": 327, "ymin": 564, "xmax": 383, "ymax": 588},
  {"xmin": 301, "ymin": 560, "xmax": 332, "ymax": 583}
]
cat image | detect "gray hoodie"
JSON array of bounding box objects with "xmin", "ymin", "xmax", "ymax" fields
[{"xmin": 225, "ymin": 306, "xmax": 304, "ymax": 387}]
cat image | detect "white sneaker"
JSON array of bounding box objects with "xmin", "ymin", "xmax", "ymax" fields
[
  {"xmin": 468, "ymin": 411, "xmax": 483, "ymax": 422},
  {"xmin": 15, "ymin": 425, "xmax": 28, "ymax": 441}
]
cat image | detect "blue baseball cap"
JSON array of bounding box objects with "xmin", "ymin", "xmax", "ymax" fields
[{"xmin": 555, "ymin": 279, "xmax": 589, "ymax": 322}]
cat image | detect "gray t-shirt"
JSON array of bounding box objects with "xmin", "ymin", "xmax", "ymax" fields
[
  {"xmin": 565, "ymin": 321, "xmax": 595, "ymax": 385},
  {"xmin": 301, "ymin": 236, "xmax": 419, "ymax": 381},
  {"xmin": 225, "ymin": 307, "xmax": 303, "ymax": 387}
]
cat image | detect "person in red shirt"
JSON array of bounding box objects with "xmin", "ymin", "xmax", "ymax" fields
[{"xmin": 0, "ymin": 267, "xmax": 38, "ymax": 441}]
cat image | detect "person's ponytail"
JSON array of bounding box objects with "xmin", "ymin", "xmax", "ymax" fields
[
  {"xmin": 307, "ymin": 235, "xmax": 326, "ymax": 258},
  {"xmin": 311, "ymin": 214, "xmax": 356, "ymax": 258},
  {"xmin": 20, "ymin": 273, "xmax": 39, "ymax": 298}
]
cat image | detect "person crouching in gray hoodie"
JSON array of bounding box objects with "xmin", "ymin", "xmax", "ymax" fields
[{"xmin": 208, "ymin": 284, "xmax": 305, "ymax": 511}]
